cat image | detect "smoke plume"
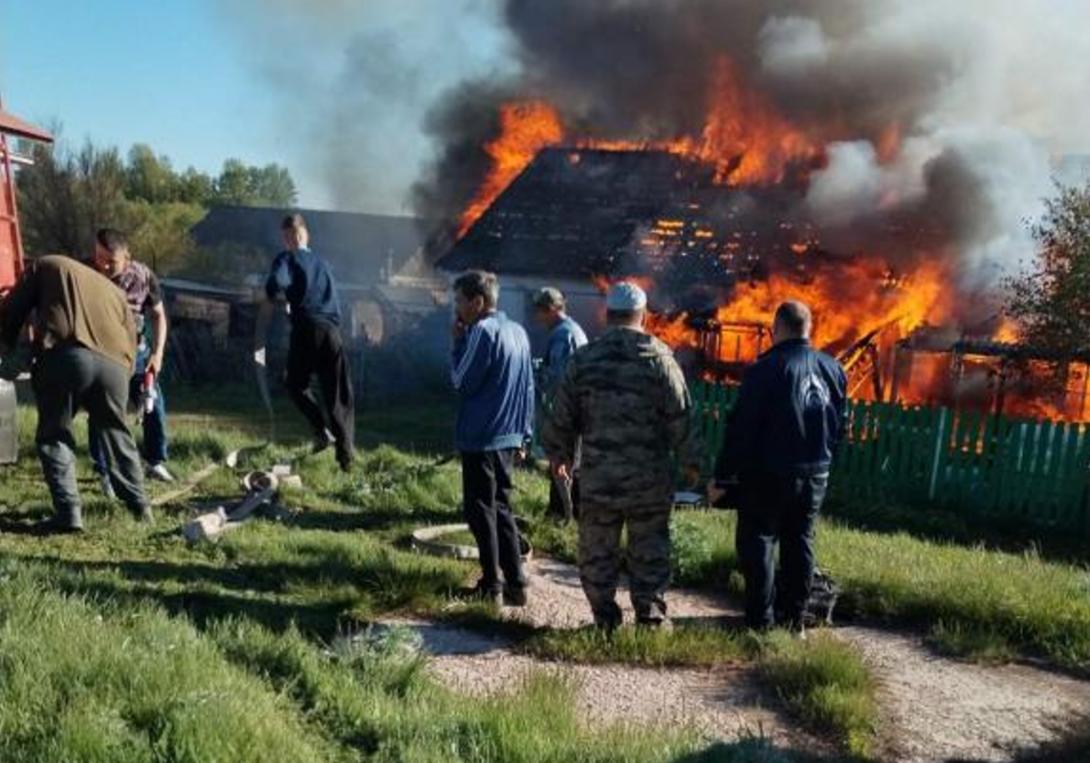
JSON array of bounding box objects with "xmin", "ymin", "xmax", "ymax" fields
[{"xmin": 414, "ymin": 0, "xmax": 1090, "ymax": 288}]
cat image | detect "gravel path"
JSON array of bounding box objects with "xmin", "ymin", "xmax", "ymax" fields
[
  {"xmin": 839, "ymin": 626, "xmax": 1090, "ymax": 763},
  {"xmin": 383, "ymin": 558, "xmax": 1090, "ymax": 762}
]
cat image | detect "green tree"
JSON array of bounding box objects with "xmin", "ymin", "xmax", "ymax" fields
[
  {"xmin": 16, "ymin": 134, "xmax": 296, "ymax": 283},
  {"xmin": 212, "ymin": 159, "xmax": 296, "ymax": 206},
  {"xmin": 125, "ymin": 144, "xmax": 177, "ymax": 204},
  {"xmin": 17, "ymin": 139, "xmax": 128, "ymax": 258},
  {"xmin": 1006, "ymin": 183, "xmax": 1090, "ymax": 354},
  {"xmin": 176, "ymin": 167, "xmax": 214, "ymax": 205}
]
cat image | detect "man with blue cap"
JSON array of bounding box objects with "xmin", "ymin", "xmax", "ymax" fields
[{"xmin": 543, "ymin": 281, "xmax": 700, "ymax": 629}]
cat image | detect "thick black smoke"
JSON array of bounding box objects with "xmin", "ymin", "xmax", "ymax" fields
[{"xmin": 414, "ymin": 0, "xmax": 1089, "ymax": 293}]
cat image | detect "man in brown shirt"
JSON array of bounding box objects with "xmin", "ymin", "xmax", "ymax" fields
[{"xmin": 0, "ymin": 255, "xmax": 150, "ymax": 532}]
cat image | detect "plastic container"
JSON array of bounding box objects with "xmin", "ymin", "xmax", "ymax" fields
[{"xmin": 0, "ymin": 379, "xmax": 16, "ymax": 465}]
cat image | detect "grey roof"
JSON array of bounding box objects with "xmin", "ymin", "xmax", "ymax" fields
[{"xmin": 190, "ymin": 205, "xmax": 426, "ymax": 284}]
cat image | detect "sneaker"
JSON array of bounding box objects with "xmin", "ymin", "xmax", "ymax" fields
[
  {"xmin": 99, "ymin": 473, "xmax": 116, "ymax": 500},
  {"xmin": 147, "ymin": 463, "xmax": 175, "ymax": 482},
  {"xmin": 502, "ymin": 584, "xmax": 528, "ymax": 607}
]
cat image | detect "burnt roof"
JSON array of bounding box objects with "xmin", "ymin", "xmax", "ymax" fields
[
  {"xmin": 191, "ymin": 205, "xmax": 425, "ymax": 284},
  {"xmin": 435, "ymin": 147, "xmax": 818, "ymax": 286}
]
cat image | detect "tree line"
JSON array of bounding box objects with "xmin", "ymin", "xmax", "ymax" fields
[{"xmin": 15, "ymin": 136, "xmax": 296, "ymax": 276}]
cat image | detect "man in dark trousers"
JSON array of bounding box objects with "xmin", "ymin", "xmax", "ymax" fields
[
  {"xmin": 709, "ymin": 300, "xmax": 847, "ymax": 636},
  {"xmin": 0, "ymin": 255, "xmax": 150, "ymax": 532},
  {"xmin": 451, "ymin": 270, "xmax": 534, "ymax": 607},
  {"xmin": 88, "ymin": 228, "xmax": 174, "ymax": 489},
  {"xmin": 531, "ymin": 286, "xmax": 587, "ymax": 521},
  {"xmin": 256, "ymin": 214, "xmax": 355, "ymax": 471}
]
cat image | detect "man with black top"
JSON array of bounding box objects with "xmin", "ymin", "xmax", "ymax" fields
[
  {"xmin": 709, "ymin": 300, "xmax": 847, "ymax": 636},
  {"xmin": 0, "ymin": 255, "xmax": 150, "ymax": 532},
  {"xmin": 256, "ymin": 214, "xmax": 355, "ymax": 471}
]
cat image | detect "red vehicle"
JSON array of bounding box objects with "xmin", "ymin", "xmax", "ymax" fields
[
  {"xmin": 0, "ymin": 100, "xmax": 52, "ymax": 290},
  {"xmin": 0, "ymin": 99, "xmax": 52, "ymax": 463}
]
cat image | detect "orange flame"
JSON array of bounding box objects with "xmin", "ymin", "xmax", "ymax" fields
[
  {"xmin": 457, "ymin": 101, "xmax": 564, "ymax": 237},
  {"xmin": 646, "ymin": 258, "xmax": 953, "ymax": 361},
  {"xmin": 459, "ymin": 57, "xmax": 822, "ymax": 238},
  {"xmin": 688, "ymin": 57, "xmax": 821, "ymax": 185}
]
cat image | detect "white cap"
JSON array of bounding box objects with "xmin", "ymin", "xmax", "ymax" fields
[{"xmin": 606, "ymin": 281, "xmax": 647, "ymax": 311}]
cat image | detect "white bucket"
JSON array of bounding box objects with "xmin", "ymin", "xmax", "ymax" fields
[{"xmin": 0, "ymin": 380, "xmax": 16, "ymax": 465}]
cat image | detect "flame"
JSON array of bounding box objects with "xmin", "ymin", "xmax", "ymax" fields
[
  {"xmin": 687, "ymin": 57, "xmax": 821, "ymax": 185},
  {"xmin": 454, "ymin": 59, "xmax": 1085, "ymax": 421},
  {"xmin": 994, "ymin": 317, "xmax": 1022, "ymax": 343},
  {"xmin": 458, "ymin": 101, "xmax": 564, "ymax": 237},
  {"xmin": 459, "ymin": 57, "xmax": 821, "ymax": 239},
  {"xmin": 646, "ymin": 258, "xmax": 952, "ymax": 361}
]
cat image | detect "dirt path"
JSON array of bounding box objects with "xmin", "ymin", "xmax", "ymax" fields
[
  {"xmin": 383, "ymin": 559, "xmax": 1090, "ymax": 762},
  {"xmin": 839, "ymin": 626, "xmax": 1090, "ymax": 763}
]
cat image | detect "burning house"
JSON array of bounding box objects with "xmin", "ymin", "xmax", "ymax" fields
[
  {"xmin": 416, "ymin": 0, "xmax": 1090, "ymax": 424},
  {"xmin": 438, "ymin": 131, "xmax": 1088, "ymax": 419},
  {"xmin": 437, "ymin": 142, "xmax": 953, "ymax": 397}
]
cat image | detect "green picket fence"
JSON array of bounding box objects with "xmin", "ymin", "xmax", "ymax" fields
[{"xmin": 691, "ymin": 380, "xmax": 1090, "ymax": 535}]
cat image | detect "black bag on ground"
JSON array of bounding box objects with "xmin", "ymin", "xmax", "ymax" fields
[
  {"xmin": 776, "ymin": 567, "xmax": 841, "ymax": 627},
  {"xmin": 804, "ymin": 568, "xmax": 840, "ymax": 626}
]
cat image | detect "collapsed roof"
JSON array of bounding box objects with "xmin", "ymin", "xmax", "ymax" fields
[{"xmin": 436, "ymin": 147, "xmax": 828, "ymax": 287}]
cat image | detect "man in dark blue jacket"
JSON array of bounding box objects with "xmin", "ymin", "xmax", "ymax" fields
[
  {"xmin": 710, "ymin": 300, "xmax": 847, "ymax": 634},
  {"xmin": 256, "ymin": 214, "xmax": 355, "ymax": 471},
  {"xmin": 451, "ymin": 270, "xmax": 534, "ymax": 606}
]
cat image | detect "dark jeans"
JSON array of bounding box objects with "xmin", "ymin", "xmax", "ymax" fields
[
  {"xmin": 286, "ymin": 320, "xmax": 355, "ymax": 464},
  {"xmin": 735, "ymin": 473, "xmax": 828, "ymax": 629},
  {"xmin": 461, "ymin": 449, "xmax": 526, "ymax": 593},
  {"xmin": 33, "ymin": 346, "xmax": 148, "ymax": 524},
  {"xmin": 88, "ymin": 344, "xmax": 167, "ymax": 471}
]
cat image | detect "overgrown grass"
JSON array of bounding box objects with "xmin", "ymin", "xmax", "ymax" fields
[
  {"xmin": 759, "ymin": 632, "xmax": 877, "ymax": 759},
  {"xmin": 0, "ymin": 569, "xmax": 342, "ymax": 762},
  {"xmin": 524, "ymin": 623, "xmax": 752, "ymax": 667},
  {"xmin": 529, "ymin": 508, "xmax": 1090, "ymax": 671}
]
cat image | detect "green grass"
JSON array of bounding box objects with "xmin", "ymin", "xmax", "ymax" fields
[
  {"xmin": 758, "ymin": 632, "xmax": 877, "ymax": 758},
  {"xmin": 0, "ymin": 570, "xmax": 342, "ymax": 763},
  {"xmin": 528, "ymin": 508, "xmax": 1090, "ymax": 672},
  {"xmin": 3, "ymin": 386, "xmax": 1087, "ymax": 760},
  {"xmin": 524, "ymin": 623, "xmax": 752, "ymax": 667}
]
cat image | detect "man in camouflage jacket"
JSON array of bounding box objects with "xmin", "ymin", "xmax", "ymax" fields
[{"xmin": 542, "ymin": 282, "xmax": 700, "ymax": 629}]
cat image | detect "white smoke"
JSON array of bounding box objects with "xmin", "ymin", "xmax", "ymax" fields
[{"xmin": 782, "ymin": 0, "xmax": 1090, "ymax": 287}]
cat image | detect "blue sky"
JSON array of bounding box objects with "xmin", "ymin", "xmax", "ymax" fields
[{"xmin": 0, "ymin": 0, "xmax": 512, "ymax": 213}]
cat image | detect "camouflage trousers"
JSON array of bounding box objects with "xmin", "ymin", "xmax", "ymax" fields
[{"xmin": 578, "ymin": 502, "xmax": 671, "ymax": 627}]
